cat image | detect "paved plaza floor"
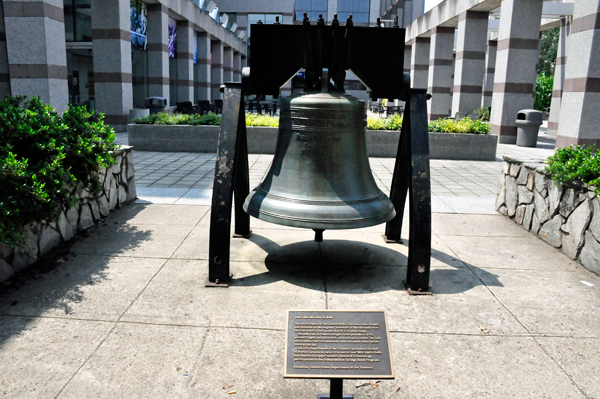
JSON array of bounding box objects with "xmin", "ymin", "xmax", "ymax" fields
[{"xmin": 1, "ymin": 125, "xmax": 599, "ymax": 398}]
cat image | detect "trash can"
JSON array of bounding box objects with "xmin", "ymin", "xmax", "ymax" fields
[
  {"xmin": 515, "ymin": 109, "xmax": 543, "ymax": 147},
  {"xmin": 144, "ymin": 97, "xmax": 167, "ymax": 114}
]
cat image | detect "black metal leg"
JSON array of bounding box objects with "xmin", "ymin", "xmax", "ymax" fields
[
  {"xmin": 207, "ymin": 83, "xmax": 247, "ymax": 287},
  {"xmin": 406, "ymin": 89, "xmax": 431, "ymax": 294},
  {"xmin": 330, "ymin": 379, "xmax": 343, "ymax": 399},
  {"xmin": 233, "ymin": 97, "xmax": 251, "ymax": 238},
  {"xmin": 384, "ymin": 96, "xmax": 411, "ymax": 243}
]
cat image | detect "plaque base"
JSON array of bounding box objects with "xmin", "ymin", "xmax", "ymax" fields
[{"xmin": 317, "ymin": 395, "xmax": 353, "ymax": 399}]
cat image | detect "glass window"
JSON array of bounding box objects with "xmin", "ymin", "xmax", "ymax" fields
[
  {"xmin": 335, "ymin": 0, "xmax": 370, "ymax": 24},
  {"xmin": 354, "ymin": 0, "xmax": 370, "ymax": 13},
  {"xmin": 64, "ymin": 0, "xmax": 92, "ymax": 42},
  {"xmin": 130, "ymin": 0, "xmax": 147, "ymax": 50},
  {"xmin": 294, "ymin": 0, "xmax": 328, "ymax": 22}
]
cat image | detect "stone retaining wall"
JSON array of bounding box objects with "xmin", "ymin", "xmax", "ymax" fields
[
  {"xmin": 128, "ymin": 124, "xmax": 498, "ymax": 161},
  {"xmin": 0, "ymin": 146, "xmax": 137, "ymax": 283},
  {"xmin": 496, "ymin": 156, "xmax": 600, "ymax": 275}
]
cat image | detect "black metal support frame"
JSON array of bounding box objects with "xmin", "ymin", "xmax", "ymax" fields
[
  {"xmin": 207, "ymin": 21, "xmax": 432, "ymax": 294},
  {"xmin": 206, "ymin": 83, "xmax": 250, "ymax": 287}
]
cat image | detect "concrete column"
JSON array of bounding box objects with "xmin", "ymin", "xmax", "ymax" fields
[
  {"xmin": 223, "ymin": 46, "xmax": 233, "ymax": 83},
  {"xmin": 176, "ymin": 21, "xmax": 194, "ymax": 103},
  {"xmin": 481, "ymin": 40, "xmax": 497, "ymax": 108},
  {"xmin": 490, "ymin": 0, "xmax": 543, "ymax": 144},
  {"xmin": 211, "ymin": 40, "xmax": 224, "ymax": 100},
  {"xmin": 404, "ymin": 44, "xmax": 411, "ymax": 74},
  {"xmin": 556, "ymin": 2, "xmax": 600, "ymax": 148},
  {"xmin": 548, "ymin": 18, "xmax": 571, "ymax": 137},
  {"xmin": 0, "ymin": 2, "xmax": 11, "ymax": 97},
  {"xmin": 91, "ymin": 0, "xmax": 133, "ymax": 130},
  {"xmin": 451, "ymin": 11, "xmax": 488, "ymax": 116},
  {"xmin": 427, "ymin": 27, "xmax": 455, "ymax": 121},
  {"xmin": 147, "ymin": 4, "xmax": 169, "ymax": 104},
  {"xmin": 233, "ymin": 52, "xmax": 242, "ymax": 82},
  {"xmin": 410, "ymin": 37, "xmax": 430, "ymax": 89},
  {"xmin": 195, "ymin": 32, "xmax": 211, "ymax": 102},
  {"xmin": 3, "ymin": 0, "xmax": 68, "ymax": 112}
]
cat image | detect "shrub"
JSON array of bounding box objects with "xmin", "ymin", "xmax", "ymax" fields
[
  {"xmin": 367, "ymin": 114, "xmax": 403, "ymax": 131},
  {"xmin": 245, "ymin": 113, "xmax": 279, "ymax": 127},
  {"xmin": 534, "ymin": 73, "xmax": 554, "ymax": 112},
  {"xmin": 472, "ymin": 107, "xmax": 491, "ymax": 122},
  {"xmin": 0, "ymin": 96, "xmax": 116, "ymax": 246},
  {"xmin": 133, "ymin": 112, "xmax": 222, "ymax": 125},
  {"xmin": 428, "ymin": 117, "xmax": 490, "ymax": 134},
  {"xmin": 546, "ymin": 145, "xmax": 600, "ymax": 194}
]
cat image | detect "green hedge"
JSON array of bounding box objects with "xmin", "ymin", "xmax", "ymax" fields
[
  {"xmin": 546, "ymin": 145, "xmax": 600, "ymax": 194},
  {"xmin": 0, "ymin": 96, "xmax": 116, "ymax": 246},
  {"xmin": 134, "ymin": 112, "xmax": 489, "ymax": 134}
]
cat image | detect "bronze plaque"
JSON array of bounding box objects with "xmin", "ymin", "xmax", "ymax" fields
[{"xmin": 284, "ymin": 310, "xmax": 394, "ymax": 379}]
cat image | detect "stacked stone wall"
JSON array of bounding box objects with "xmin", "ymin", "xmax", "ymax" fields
[
  {"xmin": 496, "ymin": 156, "xmax": 600, "ymax": 275},
  {"xmin": 0, "ymin": 147, "xmax": 137, "ymax": 283}
]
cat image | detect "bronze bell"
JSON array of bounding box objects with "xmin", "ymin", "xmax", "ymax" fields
[{"xmin": 243, "ymin": 71, "xmax": 396, "ymax": 236}]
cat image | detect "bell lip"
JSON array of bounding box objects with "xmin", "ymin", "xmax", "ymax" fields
[
  {"xmin": 243, "ymin": 207, "xmax": 397, "ymax": 230},
  {"xmin": 252, "ymin": 186, "xmax": 389, "ymax": 206}
]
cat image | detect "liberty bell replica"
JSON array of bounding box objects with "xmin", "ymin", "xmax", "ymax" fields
[
  {"xmin": 207, "ymin": 15, "xmax": 432, "ymax": 295},
  {"xmin": 243, "ymin": 68, "xmax": 395, "ymax": 240}
]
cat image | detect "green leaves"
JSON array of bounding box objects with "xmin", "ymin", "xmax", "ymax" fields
[
  {"xmin": 367, "ymin": 114, "xmax": 403, "ymax": 131},
  {"xmin": 546, "ymin": 145, "xmax": 600, "ymax": 194},
  {"xmin": 427, "ymin": 117, "xmax": 490, "ymax": 134},
  {"xmin": 133, "ymin": 112, "xmax": 222, "ymax": 126},
  {"xmin": 534, "ymin": 73, "xmax": 554, "ymax": 112},
  {"xmin": 0, "ymin": 96, "xmax": 116, "ymax": 246}
]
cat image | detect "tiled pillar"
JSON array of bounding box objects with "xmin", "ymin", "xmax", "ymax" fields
[
  {"xmin": 147, "ymin": 4, "xmax": 169, "ymax": 103},
  {"xmin": 211, "ymin": 41, "xmax": 224, "ymax": 100},
  {"xmin": 195, "ymin": 32, "xmax": 211, "ymax": 102},
  {"xmin": 91, "ymin": 0, "xmax": 133, "ymax": 130},
  {"xmin": 481, "ymin": 40, "xmax": 497, "ymax": 108},
  {"xmin": 427, "ymin": 27, "xmax": 454, "ymax": 121},
  {"xmin": 176, "ymin": 21, "xmax": 194, "ymax": 103},
  {"xmin": 404, "ymin": 44, "xmax": 411, "ymax": 74},
  {"xmin": 490, "ymin": 0, "xmax": 543, "ymax": 144},
  {"xmin": 3, "ymin": 0, "xmax": 68, "ymax": 112},
  {"xmin": 451, "ymin": 11, "xmax": 488, "ymax": 116},
  {"xmin": 556, "ymin": 2, "xmax": 600, "ymax": 148},
  {"xmin": 233, "ymin": 51, "xmax": 242, "ymax": 82},
  {"xmin": 0, "ymin": 2, "xmax": 10, "ymax": 97},
  {"xmin": 223, "ymin": 46, "xmax": 233, "ymax": 83},
  {"xmin": 548, "ymin": 18, "xmax": 571, "ymax": 137},
  {"xmin": 410, "ymin": 37, "xmax": 430, "ymax": 89}
]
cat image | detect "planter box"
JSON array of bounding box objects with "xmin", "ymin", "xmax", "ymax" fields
[
  {"xmin": 496, "ymin": 156, "xmax": 600, "ymax": 276},
  {"xmin": 0, "ymin": 146, "xmax": 138, "ymax": 283},
  {"xmin": 128, "ymin": 124, "xmax": 498, "ymax": 161}
]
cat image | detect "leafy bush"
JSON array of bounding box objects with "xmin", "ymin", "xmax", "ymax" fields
[
  {"xmin": 546, "ymin": 145, "xmax": 600, "ymax": 194},
  {"xmin": 472, "ymin": 107, "xmax": 491, "ymax": 122},
  {"xmin": 133, "ymin": 112, "xmax": 221, "ymax": 125},
  {"xmin": 534, "ymin": 73, "xmax": 554, "ymax": 112},
  {"xmin": 0, "ymin": 96, "xmax": 116, "ymax": 246},
  {"xmin": 428, "ymin": 117, "xmax": 490, "ymax": 134},
  {"xmin": 245, "ymin": 113, "xmax": 279, "ymax": 127},
  {"xmin": 367, "ymin": 114, "xmax": 403, "ymax": 131}
]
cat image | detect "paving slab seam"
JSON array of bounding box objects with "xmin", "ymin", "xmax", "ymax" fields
[
  {"xmin": 387, "ymin": 330, "xmax": 600, "ymax": 339},
  {"xmin": 434, "ymin": 234, "xmax": 591, "ymax": 397}
]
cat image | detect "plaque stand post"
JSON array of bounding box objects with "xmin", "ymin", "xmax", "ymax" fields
[{"xmin": 316, "ymin": 378, "xmax": 353, "ymax": 399}]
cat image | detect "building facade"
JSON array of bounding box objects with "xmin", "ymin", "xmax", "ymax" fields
[{"xmin": 0, "ymin": 0, "xmax": 246, "ymax": 131}]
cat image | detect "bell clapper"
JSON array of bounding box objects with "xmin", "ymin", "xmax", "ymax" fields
[{"xmin": 313, "ymin": 229, "xmax": 324, "ymax": 243}]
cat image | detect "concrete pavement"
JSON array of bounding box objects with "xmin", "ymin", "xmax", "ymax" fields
[{"xmin": 1, "ymin": 126, "xmax": 599, "ymax": 398}]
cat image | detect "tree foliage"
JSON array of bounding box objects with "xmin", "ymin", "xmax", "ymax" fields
[{"xmin": 538, "ymin": 27, "xmax": 559, "ymax": 76}]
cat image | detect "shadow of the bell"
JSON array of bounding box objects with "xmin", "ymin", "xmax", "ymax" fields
[{"xmin": 230, "ymin": 233, "xmax": 502, "ymax": 295}]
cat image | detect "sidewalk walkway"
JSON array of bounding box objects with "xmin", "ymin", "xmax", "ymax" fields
[{"xmin": 2, "ymin": 126, "xmax": 598, "ymax": 398}]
